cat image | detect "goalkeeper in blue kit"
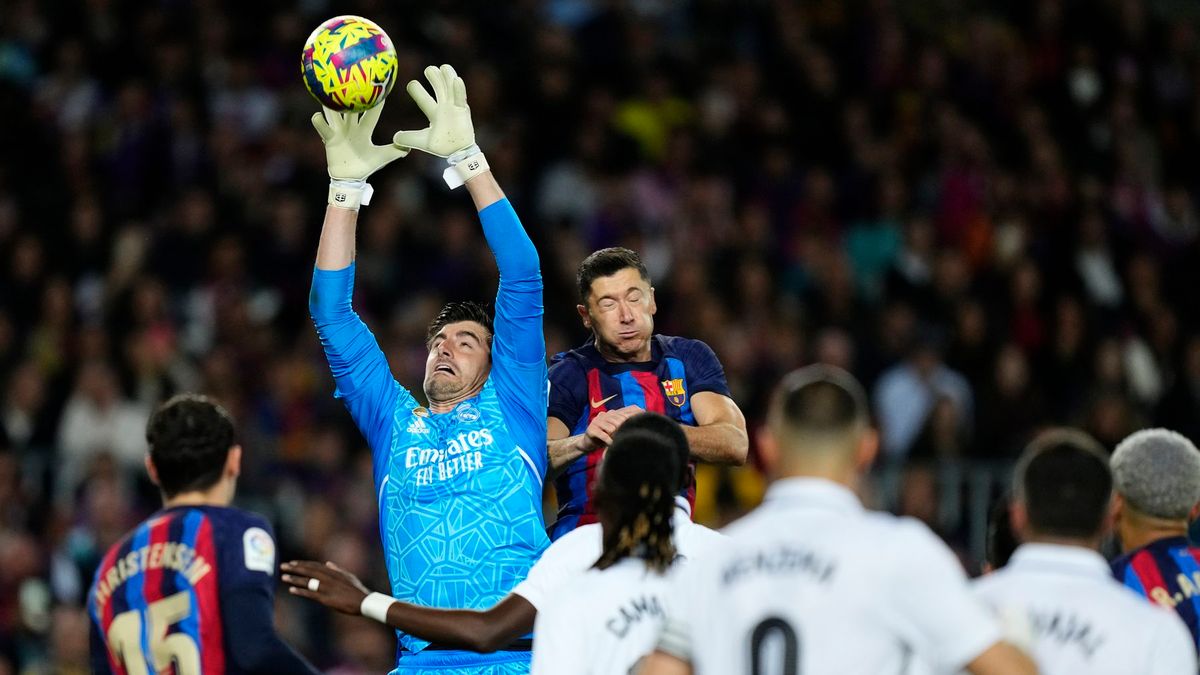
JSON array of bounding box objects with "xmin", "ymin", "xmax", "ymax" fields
[{"xmin": 308, "ymin": 65, "xmax": 549, "ymax": 673}]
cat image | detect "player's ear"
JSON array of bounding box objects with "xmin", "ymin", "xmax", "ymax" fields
[
  {"xmin": 1111, "ymin": 492, "xmax": 1126, "ymax": 523},
  {"xmin": 144, "ymin": 455, "xmax": 161, "ymax": 487},
  {"xmin": 226, "ymin": 445, "xmax": 243, "ymax": 478},
  {"xmin": 1189, "ymin": 499, "xmax": 1200, "ymax": 523},
  {"xmin": 1009, "ymin": 500, "xmax": 1029, "ymax": 542},
  {"xmin": 854, "ymin": 428, "xmax": 879, "ymax": 471},
  {"xmin": 757, "ymin": 425, "xmax": 779, "ymax": 476},
  {"xmin": 576, "ymin": 303, "xmax": 591, "ymax": 329}
]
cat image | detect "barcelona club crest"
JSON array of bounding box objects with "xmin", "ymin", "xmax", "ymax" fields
[{"xmin": 662, "ymin": 378, "xmax": 687, "ymax": 407}]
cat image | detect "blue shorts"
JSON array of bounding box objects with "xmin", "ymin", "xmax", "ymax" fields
[{"xmin": 390, "ymin": 649, "xmax": 530, "ymax": 674}]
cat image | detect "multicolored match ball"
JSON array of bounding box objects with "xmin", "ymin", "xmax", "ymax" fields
[{"xmin": 301, "ymin": 15, "xmax": 397, "ymax": 112}]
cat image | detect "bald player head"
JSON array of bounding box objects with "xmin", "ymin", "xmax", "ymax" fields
[{"xmin": 760, "ymin": 364, "xmax": 878, "ymax": 484}]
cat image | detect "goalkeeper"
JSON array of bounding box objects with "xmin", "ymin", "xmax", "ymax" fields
[{"xmin": 308, "ymin": 64, "xmax": 549, "ymax": 674}]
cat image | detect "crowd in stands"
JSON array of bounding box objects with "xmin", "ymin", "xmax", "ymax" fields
[{"xmin": 2, "ymin": 0, "xmax": 1200, "ymax": 670}]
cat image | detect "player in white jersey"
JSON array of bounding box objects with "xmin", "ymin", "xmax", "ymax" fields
[
  {"xmin": 642, "ymin": 365, "xmax": 1037, "ymax": 675},
  {"xmin": 971, "ymin": 429, "xmax": 1196, "ymax": 675},
  {"xmin": 282, "ymin": 413, "xmax": 723, "ymax": 656},
  {"xmin": 530, "ymin": 427, "xmax": 696, "ymax": 674}
]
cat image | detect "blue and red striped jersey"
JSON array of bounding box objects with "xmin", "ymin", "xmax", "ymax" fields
[
  {"xmin": 87, "ymin": 505, "xmax": 314, "ymax": 674},
  {"xmin": 547, "ymin": 334, "xmax": 731, "ymax": 540},
  {"xmin": 1111, "ymin": 536, "xmax": 1200, "ymax": 648}
]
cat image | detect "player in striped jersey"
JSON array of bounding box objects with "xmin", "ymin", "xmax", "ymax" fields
[
  {"xmin": 1109, "ymin": 428, "xmax": 1200, "ymax": 647},
  {"xmin": 88, "ymin": 394, "xmax": 318, "ymax": 675},
  {"xmin": 279, "ymin": 413, "xmax": 723, "ymax": 662},
  {"xmin": 546, "ymin": 247, "xmax": 748, "ymax": 539}
]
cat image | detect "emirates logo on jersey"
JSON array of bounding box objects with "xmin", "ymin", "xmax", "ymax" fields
[{"xmin": 662, "ymin": 378, "xmax": 687, "ymax": 407}]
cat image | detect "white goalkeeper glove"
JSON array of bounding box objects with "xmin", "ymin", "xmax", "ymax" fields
[
  {"xmin": 311, "ymin": 100, "xmax": 409, "ymax": 210},
  {"xmin": 392, "ymin": 64, "xmax": 489, "ymax": 189}
]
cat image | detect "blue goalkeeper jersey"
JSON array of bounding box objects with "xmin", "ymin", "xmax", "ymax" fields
[{"xmin": 310, "ymin": 199, "xmax": 550, "ymax": 664}]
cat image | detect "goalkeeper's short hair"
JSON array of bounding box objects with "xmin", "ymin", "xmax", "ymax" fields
[
  {"xmin": 1112, "ymin": 428, "xmax": 1200, "ymax": 519},
  {"xmin": 426, "ymin": 301, "xmax": 493, "ymax": 348}
]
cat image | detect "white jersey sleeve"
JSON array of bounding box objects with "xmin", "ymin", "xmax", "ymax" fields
[
  {"xmin": 511, "ymin": 523, "xmax": 602, "ymax": 612},
  {"xmin": 886, "ymin": 520, "xmax": 1002, "ymax": 672},
  {"xmin": 654, "ymin": 554, "xmax": 702, "ymax": 662},
  {"xmin": 530, "ymin": 590, "xmax": 588, "ymax": 675},
  {"xmin": 1149, "ymin": 609, "xmax": 1197, "ymax": 675}
]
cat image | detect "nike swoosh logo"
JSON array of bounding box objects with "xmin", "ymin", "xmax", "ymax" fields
[{"xmin": 590, "ymin": 394, "xmax": 618, "ymax": 409}]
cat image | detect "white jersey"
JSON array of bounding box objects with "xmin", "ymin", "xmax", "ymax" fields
[
  {"xmin": 658, "ymin": 478, "xmax": 1001, "ymax": 674},
  {"xmin": 972, "ymin": 543, "xmax": 1196, "ymax": 675},
  {"xmin": 531, "ymin": 558, "xmax": 672, "ymax": 675},
  {"xmin": 513, "ymin": 498, "xmax": 725, "ymax": 612}
]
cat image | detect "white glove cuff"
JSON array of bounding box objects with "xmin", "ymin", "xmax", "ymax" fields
[
  {"xmin": 360, "ymin": 592, "xmax": 396, "ymax": 624},
  {"xmin": 328, "ymin": 179, "xmax": 374, "ymax": 211},
  {"xmin": 442, "ymin": 149, "xmax": 489, "ymax": 190}
]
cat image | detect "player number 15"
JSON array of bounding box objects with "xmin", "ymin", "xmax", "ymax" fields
[{"xmin": 107, "ymin": 591, "xmax": 201, "ymax": 675}]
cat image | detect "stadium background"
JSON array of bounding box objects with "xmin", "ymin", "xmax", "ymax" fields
[{"xmin": 3, "ymin": 0, "xmax": 1200, "ymax": 671}]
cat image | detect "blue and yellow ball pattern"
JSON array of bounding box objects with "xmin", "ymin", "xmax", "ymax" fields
[{"xmin": 301, "ymin": 16, "xmax": 397, "ymax": 112}]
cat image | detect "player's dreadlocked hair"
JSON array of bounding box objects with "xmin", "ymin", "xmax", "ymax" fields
[
  {"xmin": 593, "ymin": 429, "xmax": 683, "ymax": 574},
  {"xmin": 426, "ymin": 301, "xmax": 493, "ymax": 348},
  {"xmin": 146, "ymin": 394, "xmax": 236, "ymax": 497}
]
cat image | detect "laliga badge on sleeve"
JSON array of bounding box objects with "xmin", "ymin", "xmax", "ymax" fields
[{"xmin": 243, "ymin": 527, "xmax": 275, "ymax": 573}]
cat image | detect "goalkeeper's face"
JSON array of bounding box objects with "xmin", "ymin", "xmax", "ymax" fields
[
  {"xmin": 579, "ymin": 268, "xmax": 657, "ymax": 362},
  {"xmin": 423, "ymin": 320, "xmax": 492, "ymax": 403}
]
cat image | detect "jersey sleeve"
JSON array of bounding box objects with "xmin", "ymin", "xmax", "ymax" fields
[
  {"xmin": 479, "ymin": 199, "xmax": 549, "ymax": 474},
  {"xmin": 309, "ymin": 263, "xmax": 416, "ymax": 466},
  {"xmin": 886, "ymin": 520, "xmax": 1001, "ymax": 672},
  {"xmin": 681, "ymin": 339, "xmax": 732, "ymax": 398},
  {"xmin": 655, "ymin": 554, "xmax": 704, "ymax": 663},
  {"xmin": 530, "ymin": 590, "xmax": 588, "ymax": 675},
  {"xmin": 511, "ymin": 525, "xmax": 601, "ymax": 611},
  {"xmin": 217, "ymin": 514, "xmax": 320, "ymax": 674},
  {"xmin": 90, "ymin": 617, "xmax": 114, "ymax": 674},
  {"xmin": 547, "ymin": 356, "xmax": 586, "ymax": 430},
  {"xmin": 1149, "ymin": 610, "xmax": 1198, "ymax": 675}
]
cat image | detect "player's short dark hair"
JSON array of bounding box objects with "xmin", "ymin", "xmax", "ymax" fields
[
  {"xmin": 426, "ymin": 301, "xmax": 493, "ymax": 348},
  {"xmin": 576, "ymin": 247, "xmax": 650, "ymax": 303},
  {"xmin": 146, "ymin": 394, "xmax": 236, "ymax": 498},
  {"xmin": 1014, "ymin": 429, "xmax": 1112, "ymax": 539},
  {"xmin": 985, "ymin": 495, "xmax": 1018, "ymax": 570},
  {"xmin": 611, "ymin": 412, "xmax": 690, "ymax": 487},
  {"xmin": 594, "ymin": 429, "xmax": 681, "ymax": 574},
  {"xmin": 769, "ymin": 364, "xmax": 869, "ymax": 438}
]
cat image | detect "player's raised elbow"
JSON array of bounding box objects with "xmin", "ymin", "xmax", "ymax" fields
[{"xmin": 715, "ymin": 425, "xmax": 744, "ymax": 461}]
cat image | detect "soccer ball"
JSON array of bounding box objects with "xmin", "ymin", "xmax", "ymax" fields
[{"xmin": 301, "ymin": 15, "xmax": 398, "ymax": 112}]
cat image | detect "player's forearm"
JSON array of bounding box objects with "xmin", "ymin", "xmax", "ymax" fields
[
  {"xmin": 474, "ymin": 173, "xmax": 545, "ymax": 365},
  {"xmin": 315, "ymin": 204, "xmax": 358, "ymax": 271},
  {"xmin": 682, "ymin": 423, "xmax": 748, "ymax": 465},
  {"xmin": 549, "ymin": 433, "xmax": 595, "ymax": 472},
  {"xmin": 475, "ymin": 180, "xmax": 539, "ymax": 282},
  {"xmin": 465, "ymin": 170, "xmax": 505, "ymax": 211},
  {"xmin": 384, "ymin": 602, "xmax": 523, "ymax": 653}
]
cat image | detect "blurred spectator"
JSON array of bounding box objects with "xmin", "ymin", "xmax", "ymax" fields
[
  {"xmin": 54, "ymin": 361, "xmax": 149, "ymax": 504},
  {"xmin": 874, "ymin": 329, "xmax": 973, "ymax": 459},
  {"xmin": 0, "ymin": 0, "xmax": 1197, "ymax": 666}
]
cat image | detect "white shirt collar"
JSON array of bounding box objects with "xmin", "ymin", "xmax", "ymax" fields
[
  {"xmin": 763, "ymin": 477, "xmax": 864, "ymax": 513},
  {"xmin": 1008, "ymin": 543, "xmax": 1112, "ymax": 579}
]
